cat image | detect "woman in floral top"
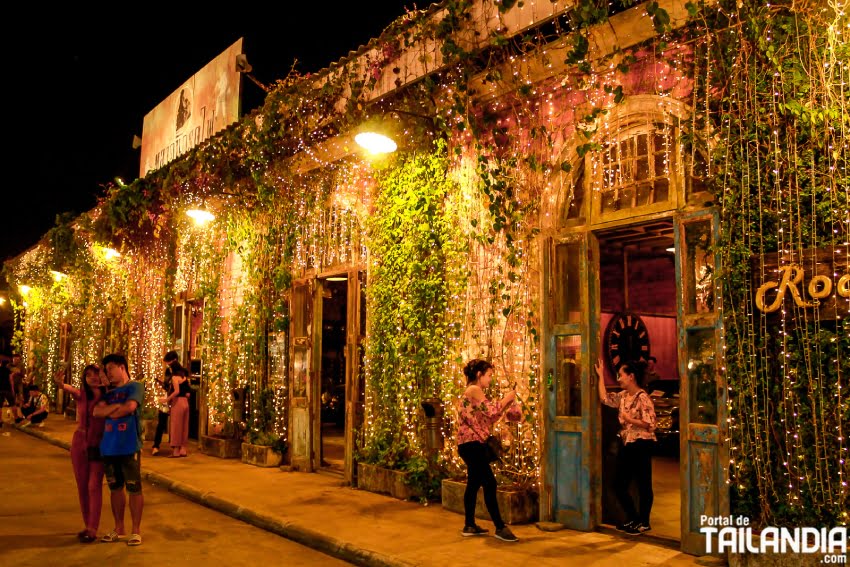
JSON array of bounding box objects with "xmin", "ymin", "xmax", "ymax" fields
[
  {"xmin": 456, "ymin": 358, "xmax": 518, "ymax": 542},
  {"xmin": 595, "ymin": 358, "xmax": 656, "ymax": 535}
]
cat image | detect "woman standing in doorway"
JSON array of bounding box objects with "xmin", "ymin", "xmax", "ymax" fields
[
  {"xmin": 160, "ymin": 351, "xmax": 190, "ymax": 458},
  {"xmin": 456, "ymin": 358, "xmax": 518, "ymax": 542},
  {"xmin": 595, "ymin": 358, "xmax": 656, "ymax": 535},
  {"xmin": 54, "ymin": 364, "xmax": 108, "ymax": 543}
]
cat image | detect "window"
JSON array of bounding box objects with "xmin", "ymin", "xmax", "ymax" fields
[{"xmin": 598, "ymin": 123, "xmax": 673, "ymax": 214}]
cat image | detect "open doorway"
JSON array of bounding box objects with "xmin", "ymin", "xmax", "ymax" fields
[
  {"xmin": 596, "ymin": 219, "xmax": 681, "ymax": 542},
  {"xmin": 319, "ymin": 277, "xmax": 347, "ymax": 473}
]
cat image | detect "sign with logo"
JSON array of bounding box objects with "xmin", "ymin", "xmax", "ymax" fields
[
  {"xmin": 754, "ymin": 247, "xmax": 849, "ymax": 319},
  {"xmin": 139, "ymin": 38, "xmax": 244, "ymax": 177}
]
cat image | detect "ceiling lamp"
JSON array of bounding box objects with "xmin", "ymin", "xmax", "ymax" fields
[
  {"xmin": 186, "ymin": 207, "xmax": 215, "ymax": 225},
  {"xmin": 103, "ymin": 247, "xmax": 121, "ymax": 260},
  {"xmin": 326, "ymin": 276, "xmax": 348, "ymax": 282}
]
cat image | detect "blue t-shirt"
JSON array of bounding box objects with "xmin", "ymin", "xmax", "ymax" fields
[{"xmin": 100, "ymin": 381, "xmax": 144, "ymax": 456}]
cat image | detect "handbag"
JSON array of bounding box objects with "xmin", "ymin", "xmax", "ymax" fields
[{"xmin": 484, "ymin": 434, "xmax": 502, "ymax": 463}]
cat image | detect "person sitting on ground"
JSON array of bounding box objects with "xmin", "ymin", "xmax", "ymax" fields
[
  {"xmin": 0, "ymin": 359, "xmax": 14, "ymax": 435},
  {"xmin": 19, "ymin": 383, "xmax": 49, "ymax": 427}
]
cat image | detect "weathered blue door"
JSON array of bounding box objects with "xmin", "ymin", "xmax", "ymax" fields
[
  {"xmin": 543, "ymin": 233, "xmax": 598, "ymax": 529},
  {"xmin": 674, "ymin": 211, "xmax": 728, "ymax": 554}
]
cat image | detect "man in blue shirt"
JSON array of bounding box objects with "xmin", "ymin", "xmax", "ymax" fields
[{"xmin": 93, "ymin": 353, "xmax": 144, "ymax": 546}]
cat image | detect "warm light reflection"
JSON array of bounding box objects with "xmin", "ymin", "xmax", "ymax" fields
[
  {"xmin": 355, "ymin": 132, "xmax": 398, "ymax": 154},
  {"xmin": 186, "ymin": 209, "xmax": 216, "ymax": 225}
]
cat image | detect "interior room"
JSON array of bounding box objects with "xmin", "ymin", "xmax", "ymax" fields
[
  {"xmin": 597, "ymin": 219, "xmax": 680, "ymax": 542},
  {"xmin": 320, "ymin": 278, "xmax": 348, "ymax": 473}
]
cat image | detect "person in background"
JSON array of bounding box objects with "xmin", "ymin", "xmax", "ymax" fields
[
  {"xmin": 645, "ymin": 356, "xmax": 661, "ymax": 384},
  {"xmin": 150, "ymin": 367, "xmax": 171, "ymax": 456},
  {"xmin": 54, "ymin": 364, "xmax": 108, "ymax": 542},
  {"xmin": 94, "ymin": 353, "xmax": 144, "ymax": 547},
  {"xmin": 0, "ymin": 359, "xmax": 14, "ymax": 435},
  {"xmin": 595, "ymin": 358, "xmax": 656, "ymax": 535},
  {"xmin": 160, "ymin": 351, "xmax": 190, "ymax": 458},
  {"xmin": 456, "ymin": 358, "xmax": 518, "ymax": 542},
  {"xmin": 19, "ymin": 383, "xmax": 49, "ymax": 427}
]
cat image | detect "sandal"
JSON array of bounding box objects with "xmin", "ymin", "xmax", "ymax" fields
[
  {"xmin": 100, "ymin": 530, "xmax": 125, "ymax": 543},
  {"xmin": 127, "ymin": 533, "xmax": 142, "ymax": 546}
]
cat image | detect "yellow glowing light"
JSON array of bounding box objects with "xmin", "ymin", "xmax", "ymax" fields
[
  {"xmin": 186, "ymin": 209, "xmax": 215, "ymax": 224},
  {"xmin": 355, "ymin": 132, "xmax": 398, "ymax": 155},
  {"xmin": 18, "ymin": 285, "xmax": 32, "ymax": 295},
  {"xmin": 51, "ymin": 270, "xmax": 67, "ymax": 282},
  {"xmin": 326, "ymin": 276, "xmax": 348, "ymax": 282},
  {"xmin": 0, "ymin": 296, "xmax": 5, "ymax": 306},
  {"xmin": 103, "ymin": 247, "xmax": 121, "ymax": 260}
]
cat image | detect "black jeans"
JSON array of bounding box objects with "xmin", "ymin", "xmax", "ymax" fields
[
  {"xmin": 153, "ymin": 411, "xmax": 169, "ymax": 449},
  {"xmin": 458, "ymin": 441, "xmax": 505, "ymax": 530},
  {"xmin": 615, "ymin": 438, "xmax": 654, "ymax": 525}
]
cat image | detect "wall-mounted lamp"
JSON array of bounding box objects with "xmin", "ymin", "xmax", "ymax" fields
[
  {"xmin": 326, "ymin": 276, "xmax": 348, "ymax": 282},
  {"xmin": 354, "ymin": 109, "xmax": 434, "ymax": 156},
  {"xmin": 0, "ymin": 296, "xmax": 6, "ymax": 306},
  {"xmin": 666, "ymin": 247, "xmax": 675, "ymax": 253},
  {"xmin": 186, "ymin": 206, "xmax": 215, "ymax": 225},
  {"xmin": 102, "ymin": 247, "xmax": 121, "ymax": 260}
]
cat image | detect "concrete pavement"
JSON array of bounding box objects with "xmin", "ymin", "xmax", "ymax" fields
[{"xmin": 10, "ymin": 416, "xmax": 711, "ymax": 567}]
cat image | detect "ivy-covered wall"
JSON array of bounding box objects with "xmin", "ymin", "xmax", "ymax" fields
[{"xmin": 3, "ymin": 0, "xmax": 846, "ymax": 528}]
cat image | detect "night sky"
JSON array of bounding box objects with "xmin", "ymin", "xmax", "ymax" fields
[{"xmin": 5, "ymin": 2, "xmax": 419, "ymax": 265}]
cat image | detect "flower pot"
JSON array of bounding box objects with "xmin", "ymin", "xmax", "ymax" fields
[
  {"xmin": 199, "ymin": 434, "xmax": 242, "ymax": 459},
  {"xmin": 241, "ymin": 442, "xmax": 283, "ymax": 467},
  {"xmin": 441, "ymin": 478, "xmax": 538, "ymax": 525},
  {"xmin": 356, "ymin": 462, "xmax": 421, "ymax": 501}
]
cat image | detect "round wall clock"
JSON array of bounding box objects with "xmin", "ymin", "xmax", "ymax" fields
[{"xmin": 603, "ymin": 311, "xmax": 651, "ymax": 377}]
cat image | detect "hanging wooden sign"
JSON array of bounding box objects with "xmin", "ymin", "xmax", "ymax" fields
[{"xmin": 753, "ymin": 247, "xmax": 849, "ymax": 319}]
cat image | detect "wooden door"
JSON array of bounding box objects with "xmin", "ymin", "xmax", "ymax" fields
[
  {"xmin": 674, "ymin": 211, "xmax": 728, "ymax": 554},
  {"xmin": 343, "ymin": 270, "xmax": 366, "ymax": 484},
  {"xmin": 289, "ymin": 280, "xmax": 316, "ymax": 471},
  {"xmin": 543, "ymin": 232, "xmax": 599, "ymax": 529}
]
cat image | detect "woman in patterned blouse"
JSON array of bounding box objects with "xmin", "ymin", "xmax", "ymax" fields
[
  {"xmin": 456, "ymin": 358, "xmax": 518, "ymax": 542},
  {"xmin": 595, "ymin": 358, "xmax": 657, "ymax": 535}
]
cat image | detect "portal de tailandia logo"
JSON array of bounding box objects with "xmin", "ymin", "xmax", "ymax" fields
[{"xmin": 700, "ymin": 515, "xmax": 847, "ymax": 563}]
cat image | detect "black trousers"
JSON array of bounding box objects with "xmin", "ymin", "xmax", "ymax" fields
[
  {"xmin": 153, "ymin": 411, "xmax": 169, "ymax": 449},
  {"xmin": 458, "ymin": 441, "xmax": 505, "ymax": 530},
  {"xmin": 615, "ymin": 438, "xmax": 654, "ymax": 525}
]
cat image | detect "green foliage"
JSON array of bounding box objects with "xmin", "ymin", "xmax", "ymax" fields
[{"xmin": 360, "ymin": 140, "xmax": 467, "ymax": 483}]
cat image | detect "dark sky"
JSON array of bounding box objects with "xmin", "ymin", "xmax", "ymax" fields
[{"xmin": 5, "ymin": 2, "xmax": 419, "ymax": 264}]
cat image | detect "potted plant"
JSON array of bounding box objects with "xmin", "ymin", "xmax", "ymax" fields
[
  {"xmin": 139, "ymin": 404, "xmax": 158, "ymax": 442},
  {"xmin": 240, "ymin": 386, "xmax": 287, "ymax": 467},
  {"xmin": 199, "ymin": 417, "xmax": 243, "ymax": 459}
]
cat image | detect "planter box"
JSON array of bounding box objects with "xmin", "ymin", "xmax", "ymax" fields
[
  {"xmin": 140, "ymin": 418, "xmax": 158, "ymax": 442},
  {"xmin": 199, "ymin": 435, "xmax": 242, "ymax": 459},
  {"xmin": 241, "ymin": 442, "xmax": 283, "ymax": 467},
  {"xmin": 357, "ymin": 462, "xmax": 421, "ymax": 501},
  {"xmin": 441, "ymin": 479, "xmax": 538, "ymax": 525}
]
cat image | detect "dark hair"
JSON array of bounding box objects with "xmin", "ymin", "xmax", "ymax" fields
[
  {"xmin": 463, "ymin": 359, "xmax": 494, "ymax": 384},
  {"xmin": 163, "ymin": 351, "xmax": 179, "ymax": 363},
  {"xmin": 81, "ymin": 364, "xmax": 100, "ymax": 399},
  {"xmin": 102, "ymin": 353, "xmax": 128, "ymax": 369},
  {"xmin": 647, "ymin": 356, "xmax": 657, "ymax": 363},
  {"xmin": 620, "ymin": 359, "xmax": 649, "ymax": 388}
]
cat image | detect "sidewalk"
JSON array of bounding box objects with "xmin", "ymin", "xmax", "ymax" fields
[{"xmin": 15, "ymin": 416, "xmax": 711, "ymax": 567}]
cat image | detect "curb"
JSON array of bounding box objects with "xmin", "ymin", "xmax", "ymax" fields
[{"xmin": 16, "ymin": 425, "xmax": 415, "ymax": 567}]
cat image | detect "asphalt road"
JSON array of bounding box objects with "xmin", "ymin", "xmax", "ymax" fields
[{"xmin": 0, "ymin": 428, "xmax": 350, "ymax": 566}]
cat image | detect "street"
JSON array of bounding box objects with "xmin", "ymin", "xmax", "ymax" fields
[{"xmin": 0, "ymin": 429, "xmax": 350, "ymax": 566}]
